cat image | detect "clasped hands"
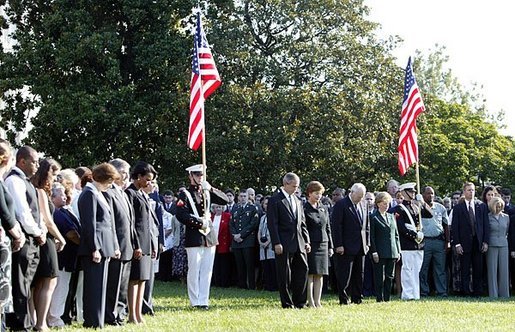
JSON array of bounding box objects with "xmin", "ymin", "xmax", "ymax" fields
[{"xmin": 233, "ymin": 234, "xmax": 243, "ymax": 243}]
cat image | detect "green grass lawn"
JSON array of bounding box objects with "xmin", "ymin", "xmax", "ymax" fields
[{"xmin": 63, "ymin": 280, "xmax": 515, "ymax": 331}]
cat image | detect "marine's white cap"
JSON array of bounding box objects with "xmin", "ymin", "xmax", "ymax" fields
[
  {"xmin": 399, "ymin": 182, "xmax": 416, "ymax": 192},
  {"xmin": 186, "ymin": 164, "xmax": 205, "ymax": 173}
]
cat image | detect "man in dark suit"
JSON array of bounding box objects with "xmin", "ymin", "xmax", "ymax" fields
[
  {"xmin": 501, "ymin": 188, "xmax": 515, "ymax": 217},
  {"xmin": 451, "ymin": 182, "xmax": 489, "ymax": 296},
  {"xmin": 230, "ymin": 189, "xmax": 259, "ymax": 289},
  {"xmin": 142, "ymin": 180, "xmax": 165, "ymax": 315},
  {"xmin": 331, "ymin": 183, "xmax": 368, "ymax": 305},
  {"xmin": 267, "ymin": 172, "xmax": 311, "ymax": 309},
  {"xmin": 103, "ymin": 158, "xmax": 135, "ymax": 325}
]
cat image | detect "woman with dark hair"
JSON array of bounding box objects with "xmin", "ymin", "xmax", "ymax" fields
[
  {"xmin": 31, "ymin": 158, "xmax": 67, "ymax": 331},
  {"xmin": 482, "ymin": 185, "xmax": 499, "ymax": 205},
  {"xmin": 78, "ymin": 163, "xmax": 120, "ymax": 328},
  {"xmin": 304, "ymin": 181, "xmax": 333, "ymax": 307},
  {"xmin": 125, "ymin": 161, "xmax": 157, "ymax": 324}
]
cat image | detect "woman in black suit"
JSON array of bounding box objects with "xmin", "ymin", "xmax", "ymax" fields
[
  {"xmin": 125, "ymin": 161, "xmax": 157, "ymax": 324},
  {"xmin": 369, "ymin": 192, "xmax": 401, "ymax": 302},
  {"xmin": 78, "ymin": 163, "xmax": 120, "ymax": 328},
  {"xmin": 304, "ymin": 181, "xmax": 333, "ymax": 307}
]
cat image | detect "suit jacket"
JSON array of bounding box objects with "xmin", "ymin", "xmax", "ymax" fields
[
  {"xmin": 212, "ymin": 212, "xmax": 231, "ymax": 253},
  {"xmin": 103, "ymin": 185, "xmax": 136, "ymax": 261},
  {"xmin": 0, "ymin": 180, "xmax": 18, "ymax": 232},
  {"xmin": 331, "ymin": 195, "xmax": 368, "ymax": 255},
  {"xmin": 150, "ymin": 191, "xmax": 165, "ymax": 248},
  {"xmin": 509, "ymin": 214, "xmax": 515, "ymax": 253},
  {"xmin": 451, "ymin": 199, "xmax": 490, "ymax": 253},
  {"xmin": 176, "ymin": 184, "xmax": 229, "ymax": 248},
  {"xmin": 230, "ymin": 203, "xmax": 259, "ymax": 248},
  {"xmin": 125, "ymin": 183, "xmax": 158, "ymax": 255},
  {"xmin": 369, "ymin": 210, "xmax": 401, "ymax": 259},
  {"xmin": 267, "ymin": 190, "xmax": 310, "ymax": 253},
  {"xmin": 488, "ymin": 212, "xmax": 509, "ymax": 247},
  {"xmin": 77, "ymin": 183, "xmax": 118, "ymax": 258},
  {"xmin": 304, "ymin": 202, "xmax": 333, "ymax": 248}
]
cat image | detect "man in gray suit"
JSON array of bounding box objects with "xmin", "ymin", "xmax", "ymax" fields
[
  {"xmin": 103, "ymin": 158, "xmax": 135, "ymax": 325},
  {"xmin": 267, "ymin": 172, "xmax": 311, "ymax": 308}
]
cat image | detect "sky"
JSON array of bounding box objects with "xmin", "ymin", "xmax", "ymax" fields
[{"xmin": 365, "ymin": 0, "xmax": 515, "ymax": 136}]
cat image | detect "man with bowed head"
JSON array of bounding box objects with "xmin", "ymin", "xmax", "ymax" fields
[
  {"xmin": 331, "ymin": 183, "xmax": 369, "ymax": 305},
  {"xmin": 451, "ymin": 182, "xmax": 489, "ymax": 297},
  {"xmin": 175, "ymin": 164, "xmax": 228, "ymax": 310},
  {"xmin": 267, "ymin": 172, "xmax": 311, "ymax": 309}
]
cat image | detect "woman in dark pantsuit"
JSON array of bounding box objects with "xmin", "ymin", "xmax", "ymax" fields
[
  {"xmin": 78, "ymin": 163, "xmax": 120, "ymax": 328},
  {"xmin": 304, "ymin": 181, "xmax": 333, "ymax": 307},
  {"xmin": 125, "ymin": 161, "xmax": 157, "ymax": 324},
  {"xmin": 370, "ymin": 192, "xmax": 401, "ymax": 302}
]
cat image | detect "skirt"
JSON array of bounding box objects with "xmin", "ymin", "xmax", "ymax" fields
[
  {"xmin": 130, "ymin": 255, "xmax": 152, "ymax": 281},
  {"xmin": 307, "ymin": 241, "xmax": 329, "ymax": 275},
  {"xmin": 34, "ymin": 236, "xmax": 59, "ymax": 280}
]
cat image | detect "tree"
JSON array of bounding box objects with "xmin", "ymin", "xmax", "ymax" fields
[{"xmin": 0, "ymin": 0, "xmax": 194, "ymax": 190}]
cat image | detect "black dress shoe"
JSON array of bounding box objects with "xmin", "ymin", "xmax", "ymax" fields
[
  {"xmin": 105, "ymin": 321, "xmax": 120, "ymax": 326},
  {"xmin": 198, "ymin": 305, "xmax": 209, "ymax": 310}
]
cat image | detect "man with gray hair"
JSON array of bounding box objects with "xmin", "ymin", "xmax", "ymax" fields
[
  {"xmin": 331, "ymin": 183, "xmax": 368, "ymax": 305},
  {"xmin": 267, "ymin": 172, "xmax": 311, "ymax": 308},
  {"xmin": 103, "ymin": 158, "xmax": 134, "ymax": 325}
]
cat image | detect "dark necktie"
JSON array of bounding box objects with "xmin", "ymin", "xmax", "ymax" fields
[{"xmin": 468, "ymin": 202, "xmax": 476, "ymax": 236}]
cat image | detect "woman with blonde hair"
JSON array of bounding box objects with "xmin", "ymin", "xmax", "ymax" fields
[
  {"xmin": 486, "ymin": 196, "xmax": 510, "ymax": 298},
  {"xmin": 369, "ymin": 192, "xmax": 401, "ymax": 302}
]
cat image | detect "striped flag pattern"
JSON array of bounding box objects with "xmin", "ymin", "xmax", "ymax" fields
[
  {"xmin": 398, "ymin": 57, "xmax": 425, "ymax": 175},
  {"xmin": 188, "ymin": 12, "xmax": 221, "ymax": 150}
]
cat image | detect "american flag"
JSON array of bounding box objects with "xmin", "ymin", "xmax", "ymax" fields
[
  {"xmin": 398, "ymin": 57, "xmax": 425, "ymax": 175},
  {"xmin": 188, "ymin": 12, "xmax": 221, "ymax": 151}
]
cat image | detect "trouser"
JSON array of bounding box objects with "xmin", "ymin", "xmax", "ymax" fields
[
  {"xmin": 105, "ymin": 259, "xmax": 131, "ymax": 323},
  {"xmin": 400, "ymin": 250, "xmax": 423, "ymax": 300},
  {"xmin": 233, "ymin": 247, "xmax": 256, "ymax": 289},
  {"xmin": 487, "ymin": 246, "xmax": 509, "ymax": 298},
  {"xmin": 274, "ymin": 250, "xmax": 308, "ymax": 308},
  {"xmin": 142, "ymin": 258, "xmax": 156, "ymax": 314},
  {"xmin": 261, "ymin": 258, "xmax": 278, "ymax": 291},
  {"xmin": 372, "ymin": 258, "xmax": 396, "ymax": 302},
  {"xmin": 81, "ymin": 257, "xmax": 109, "ymax": 328},
  {"xmin": 419, "ymin": 238, "xmax": 447, "ymax": 296},
  {"xmin": 186, "ymin": 246, "xmax": 216, "ymax": 306},
  {"xmin": 212, "ymin": 253, "xmax": 232, "ymax": 287},
  {"xmin": 460, "ymin": 237, "xmax": 483, "ymax": 296},
  {"xmin": 333, "ymin": 253, "xmax": 364, "ymax": 304},
  {"xmin": 48, "ymin": 269, "xmax": 71, "ymax": 327},
  {"xmin": 6, "ymin": 238, "xmax": 39, "ymax": 331}
]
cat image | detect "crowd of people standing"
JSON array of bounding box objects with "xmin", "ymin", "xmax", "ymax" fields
[{"xmin": 0, "ymin": 141, "xmax": 514, "ymax": 330}]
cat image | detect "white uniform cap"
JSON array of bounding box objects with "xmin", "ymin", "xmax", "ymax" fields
[
  {"xmin": 185, "ymin": 164, "xmax": 205, "ymax": 173},
  {"xmin": 398, "ymin": 182, "xmax": 416, "ymax": 191}
]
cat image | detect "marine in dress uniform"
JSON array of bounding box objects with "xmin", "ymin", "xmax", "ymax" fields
[
  {"xmin": 175, "ymin": 165, "xmax": 228, "ymax": 309},
  {"xmin": 392, "ymin": 182, "xmax": 432, "ymax": 300}
]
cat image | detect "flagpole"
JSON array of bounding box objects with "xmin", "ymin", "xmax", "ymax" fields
[
  {"xmin": 416, "ymin": 161, "xmax": 423, "ymax": 231},
  {"xmin": 202, "ymin": 127, "xmax": 209, "ymax": 219}
]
